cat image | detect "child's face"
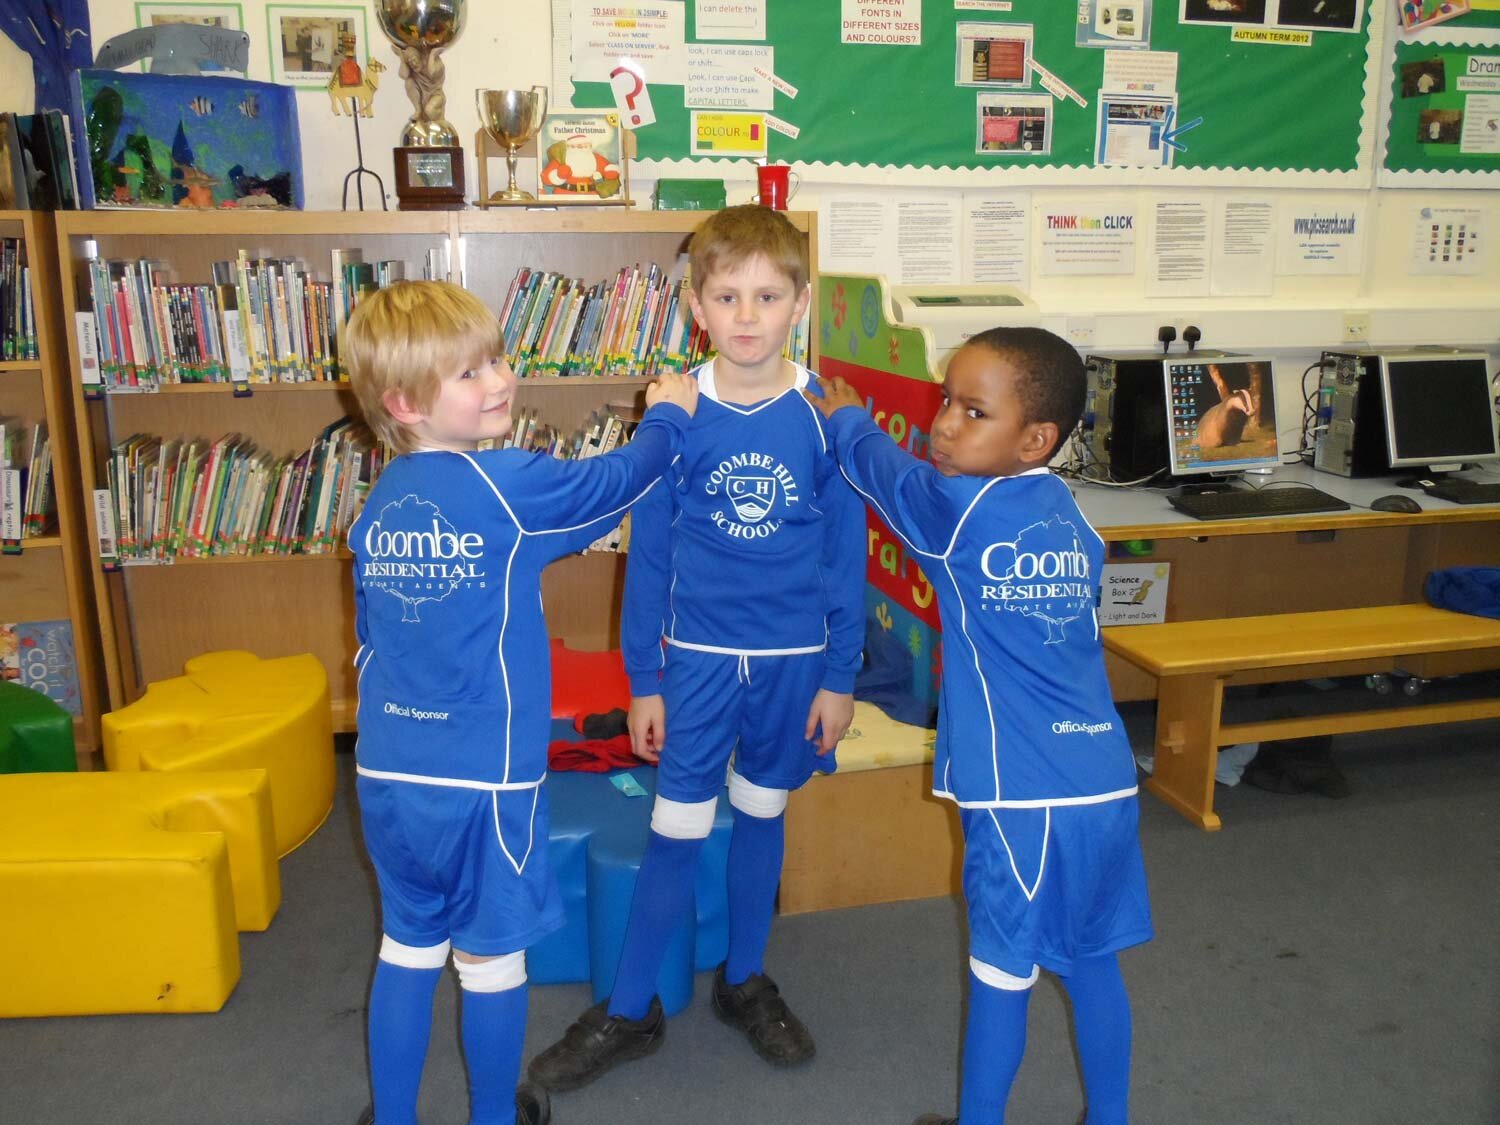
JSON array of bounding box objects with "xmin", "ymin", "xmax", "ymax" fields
[
  {"xmin": 929, "ymin": 345, "xmax": 1053, "ymax": 478},
  {"xmin": 688, "ymin": 253, "xmax": 810, "ymax": 381},
  {"xmin": 393, "ymin": 355, "xmax": 517, "ymax": 453}
]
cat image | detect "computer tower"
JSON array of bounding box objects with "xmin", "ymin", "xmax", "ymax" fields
[
  {"xmin": 1313, "ymin": 349, "xmax": 1392, "ymax": 477},
  {"xmin": 1082, "ymin": 350, "xmax": 1242, "ymax": 483}
]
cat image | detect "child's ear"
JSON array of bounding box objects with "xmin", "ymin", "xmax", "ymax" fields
[
  {"xmin": 383, "ymin": 387, "xmax": 425, "ymax": 426},
  {"xmin": 685, "ymin": 287, "xmax": 709, "ymax": 331},
  {"xmin": 792, "ymin": 283, "xmax": 812, "ymax": 321},
  {"xmin": 1017, "ymin": 421, "xmax": 1060, "ymax": 466}
]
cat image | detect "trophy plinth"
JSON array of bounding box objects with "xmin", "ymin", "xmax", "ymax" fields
[
  {"xmin": 477, "ymin": 87, "xmax": 548, "ymax": 205},
  {"xmin": 377, "ymin": 0, "xmax": 467, "ymax": 210}
]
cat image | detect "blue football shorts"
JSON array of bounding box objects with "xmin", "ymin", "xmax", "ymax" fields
[
  {"xmin": 356, "ymin": 775, "xmax": 564, "ymax": 957},
  {"xmin": 656, "ymin": 647, "xmax": 836, "ymax": 803},
  {"xmin": 960, "ymin": 795, "xmax": 1153, "ymax": 978}
]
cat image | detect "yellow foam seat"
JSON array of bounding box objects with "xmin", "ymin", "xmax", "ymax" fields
[
  {"xmin": 0, "ymin": 769, "xmax": 280, "ymax": 1016},
  {"xmin": 103, "ymin": 651, "xmax": 335, "ymax": 857}
]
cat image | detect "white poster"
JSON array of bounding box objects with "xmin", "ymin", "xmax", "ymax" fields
[
  {"xmin": 841, "ymin": 0, "xmax": 921, "ymax": 44},
  {"xmin": 572, "ymin": 2, "xmax": 688, "ymax": 84},
  {"xmin": 685, "ymin": 44, "xmax": 774, "ymax": 110},
  {"xmin": 695, "ymin": 0, "xmax": 766, "ymax": 40},
  {"xmin": 1038, "ymin": 205, "xmax": 1138, "ymax": 276},
  {"xmin": 820, "ymin": 196, "xmax": 896, "ymax": 276},
  {"xmin": 1410, "ymin": 207, "xmax": 1485, "ymax": 276},
  {"xmin": 1147, "ymin": 200, "xmax": 1210, "ymax": 297},
  {"xmin": 1210, "ymin": 199, "xmax": 1275, "ymax": 297},
  {"xmin": 962, "ymin": 193, "xmax": 1030, "ymax": 287},
  {"xmin": 1101, "ymin": 49, "xmax": 1177, "ymax": 94},
  {"xmin": 896, "ymin": 199, "xmax": 964, "ymax": 284},
  {"xmin": 1460, "ymin": 94, "xmax": 1500, "ymax": 154},
  {"xmin": 1275, "ymin": 204, "xmax": 1366, "ymax": 276}
]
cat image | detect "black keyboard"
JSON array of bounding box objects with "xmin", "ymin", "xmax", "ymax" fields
[
  {"xmin": 1168, "ymin": 487, "xmax": 1352, "ymax": 521},
  {"xmin": 1420, "ymin": 478, "xmax": 1500, "ymax": 505}
]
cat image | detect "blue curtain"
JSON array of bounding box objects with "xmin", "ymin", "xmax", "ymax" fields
[{"xmin": 0, "ymin": 0, "xmax": 92, "ymax": 116}]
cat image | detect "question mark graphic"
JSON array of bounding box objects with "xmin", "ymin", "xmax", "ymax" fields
[{"xmin": 609, "ymin": 63, "xmax": 646, "ymax": 127}]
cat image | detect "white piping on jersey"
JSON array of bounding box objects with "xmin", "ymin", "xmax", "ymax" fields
[
  {"xmin": 457, "ymin": 452, "xmax": 661, "ymax": 784},
  {"xmin": 989, "ymin": 806, "xmax": 1049, "ymax": 902},
  {"xmin": 493, "ymin": 785, "xmax": 539, "ymax": 875},
  {"xmin": 666, "ymin": 637, "xmax": 826, "ymax": 657},
  {"xmin": 934, "ymin": 785, "xmax": 1140, "ymax": 809},
  {"xmin": 356, "ymin": 765, "xmax": 544, "ymax": 791}
]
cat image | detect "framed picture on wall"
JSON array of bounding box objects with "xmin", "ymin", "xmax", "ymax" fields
[
  {"xmin": 266, "ymin": 4, "xmax": 368, "ymax": 88},
  {"xmin": 135, "ymin": 2, "xmax": 243, "ymax": 30}
]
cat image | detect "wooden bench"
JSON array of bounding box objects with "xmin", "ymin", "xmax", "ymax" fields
[{"xmin": 1103, "ymin": 605, "xmax": 1500, "ymax": 831}]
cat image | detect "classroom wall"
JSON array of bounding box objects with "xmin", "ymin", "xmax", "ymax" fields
[{"xmin": 4, "ymin": 2, "xmax": 1497, "ymax": 400}]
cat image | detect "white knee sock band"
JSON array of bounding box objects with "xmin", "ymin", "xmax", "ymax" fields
[
  {"xmin": 379, "ymin": 935, "xmax": 451, "ymax": 970},
  {"xmin": 970, "ymin": 956, "xmax": 1040, "ymax": 991},
  {"xmin": 727, "ymin": 770, "xmax": 788, "ymax": 818},
  {"xmin": 650, "ymin": 795, "xmax": 718, "ymax": 839},
  {"xmin": 454, "ymin": 950, "xmax": 527, "ymax": 993}
]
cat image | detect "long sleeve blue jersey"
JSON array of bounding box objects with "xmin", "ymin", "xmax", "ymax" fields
[
  {"xmin": 621, "ymin": 361, "xmax": 866, "ymax": 697},
  {"xmin": 828, "ymin": 408, "xmax": 1138, "ymax": 807},
  {"xmin": 349, "ymin": 404, "xmax": 688, "ymax": 789}
]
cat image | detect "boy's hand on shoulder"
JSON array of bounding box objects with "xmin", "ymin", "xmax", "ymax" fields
[
  {"xmin": 646, "ymin": 371, "xmax": 699, "ymax": 417},
  {"xmin": 628, "ymin": 694, "xmax": 667, "ymax": 762},
  {"xmin": 804, "ymin": 376, "xmax": 864, "ymax": 419},
  {"xmin": 805, "ymin": 689, "xmax": 855, "ymax": 755}
]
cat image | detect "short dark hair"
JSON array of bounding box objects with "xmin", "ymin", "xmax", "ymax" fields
[{"xmin": 964, "ymin": 326, "xmax": 1085, "ymax": 459}]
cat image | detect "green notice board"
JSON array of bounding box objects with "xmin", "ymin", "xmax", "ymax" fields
[
  {"xmin": 572, "ymin": 3, "xmax": 1373, "ymax": 174},
  {"xmin": 1385, "ymin": 41, "xmax": 1500, "ymax": 174}
]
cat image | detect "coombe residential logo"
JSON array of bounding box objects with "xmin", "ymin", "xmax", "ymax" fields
[
  {"xmin": 703, "ymin": 451, "xmax": 799, "ymax": 540},
  {"xmin": 977, "ymin": 515, "xmax": 1093, "ymax": 644},
  {"xmin": 360, "ymin": 495, "xmax": 487, "ymax": 622}
]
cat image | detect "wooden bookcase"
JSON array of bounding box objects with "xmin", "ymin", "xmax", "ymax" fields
[
  {"xmin": 0, "ymin": 210, "xmax": 105, "ymax": 757},
  {"xmin": 54, "ymin": 209, "xmax": 817, "ymax": 741}
]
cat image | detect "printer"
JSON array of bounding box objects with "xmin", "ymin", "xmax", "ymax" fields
[{"xmin": 887, "ymin": 285, "xmax": 1042, "ymax": 364}]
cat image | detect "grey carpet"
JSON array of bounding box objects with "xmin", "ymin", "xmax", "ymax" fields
[{"xmin": 3, "ymin": 683, "xmax": 1498, "ymax": 1124}]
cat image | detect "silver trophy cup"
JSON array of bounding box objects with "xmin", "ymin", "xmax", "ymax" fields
[
  {"xmin": 477, "ymin": 87, "xmax": 549, "ymax": 203},
  {"xmin": 376, "ymin": 0, "xmax": 466, "ymax": 147}
]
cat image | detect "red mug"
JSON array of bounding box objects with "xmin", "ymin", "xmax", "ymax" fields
[{"xmin": 754, "ymin": 164, "xmax": 799, "ymax": 210}]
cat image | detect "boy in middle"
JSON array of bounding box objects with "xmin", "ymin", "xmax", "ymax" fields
[{"xmin": 530, "ymin": 204, "xmax": 867, "ymax": 1090}]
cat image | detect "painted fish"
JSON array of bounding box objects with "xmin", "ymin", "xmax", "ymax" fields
[
  {"xmin": 188, "ymin": 96, "xmax": 213, "ymax": 116},
  {"xmin": 238, "ymin": 95, "xmax": 259, "ymax": 119}
]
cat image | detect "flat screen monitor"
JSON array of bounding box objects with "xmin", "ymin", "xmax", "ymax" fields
[
  {"xmin": 1380, "ymin": 353, "xmax": 1500, "ymax": 473},
  {"xmin": 1164, "ymin": 357, "xmax": 1280, "ymax": 477}
]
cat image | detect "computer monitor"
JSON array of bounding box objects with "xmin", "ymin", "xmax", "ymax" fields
[
  {"xmin": 1164, "ymin": 357, "xmax": 1280, "ymax": 478},
  {"xmin": 1380, "ymin": 353, "xmax": 1500, "ymax": 474}
]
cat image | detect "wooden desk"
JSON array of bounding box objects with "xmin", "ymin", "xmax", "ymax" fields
[{"xmin": 1072, "ymin": 466, "xmax": 1500, "ymax": 699}]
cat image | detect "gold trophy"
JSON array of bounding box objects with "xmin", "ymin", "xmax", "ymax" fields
[
  {"xmin": 376, "ymin": 0, "xmax": 467, "ymax": 210},
  {"xmin": 477, "ymin": 87, "xmax": 549, "ymax": 204}
]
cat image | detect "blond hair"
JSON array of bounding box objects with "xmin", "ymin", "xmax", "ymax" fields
[
  {"xmin": 344, "ymin": 280, "xmax": 500, "ymax": 453},
  {"xmin": 688, "ymin": 204, "xmax": 808, "ymax": 294}
]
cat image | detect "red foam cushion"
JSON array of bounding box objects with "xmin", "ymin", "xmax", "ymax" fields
[{"xmin": 549, "ymin": 639, "xmax": 630, "ymax": 728}]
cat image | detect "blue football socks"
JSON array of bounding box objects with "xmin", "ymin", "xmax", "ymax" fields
[
  {"xmin": 368, "ymin": 959, "xmax": 442, "ymax": 1125},
  {"xmin": 460, "ymin": 982, "xmax": 528, "ymax": 1125},
  {"xmin": 724, "ymin": 807, "xmax": 785, "ymax": 984},
  {"xmin": 607, "ymin": 830, "xmax": 705, "ymax": 1021},
  {"xmin": 1059, "ymin": 953, "xmax": 1133, "ymax": 1125},
  {"xmin": 958, "ymin": 968, "xmax": 1032, "ymax": 1125}
]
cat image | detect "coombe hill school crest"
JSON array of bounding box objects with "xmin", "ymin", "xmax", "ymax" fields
[
  {"xmin": 705, "ymin": 451, "xmax": 799, "ymax": 540},
  {"xmin": 977, "ymin": 515, "xmax": 1093, "ymax": 644},
  {"xmin": 360, "ymin": 495, "xmax": 487, "ymax": 622}
]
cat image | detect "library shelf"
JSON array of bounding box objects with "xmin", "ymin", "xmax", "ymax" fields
[
  {"xmin": 1, "ymin": 210, "xmax": 106, "ymax": 756},
  {"xmin": 53, "ymin": 209, "xmax": 817, "ymax": 736}
]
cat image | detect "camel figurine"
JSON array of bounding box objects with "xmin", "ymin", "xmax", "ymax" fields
[{"xmin": 328, "ymin": 56, "xmax": 384, "ymax": 118}]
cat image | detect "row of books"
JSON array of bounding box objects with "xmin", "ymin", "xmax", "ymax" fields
[
  {"xmin": 84, "ymin": 248, "xmax": 420, "ymax": 390},
  {"xmin": 0, "ymin": 110, "xmax": 80, "ymax": 212},
  {"xmin": 1, "ymin": 419, "xmax": 53, "ymax": 550},
  {"xmin": 103, "ymin": 419, "xmax": 388, "ymax": 561},
  {"xmin": 1, "ymin": 237, "xmax": 37, "ymax": 361},
  {"xmin": 1, "ymin": 619, "xmax": 82, "ymax": 716},
  {"xmin": 498, "ymin": 260, "xmax": 713, "ymax": 379}
]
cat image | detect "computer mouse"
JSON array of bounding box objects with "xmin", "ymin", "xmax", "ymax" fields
[{"xmin": 1370, "ymin": 494, "xmax": 1423, "ymax": 514}]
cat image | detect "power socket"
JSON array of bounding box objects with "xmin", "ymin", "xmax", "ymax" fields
[{"xmin": 1341, "ymin": 312, "xmax": 1371, "ymax": 344}]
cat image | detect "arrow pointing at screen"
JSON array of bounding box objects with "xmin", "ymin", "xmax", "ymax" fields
[{"xmin": 1161, "ymin": 108, "xmax": 1204, "ymax": 153}]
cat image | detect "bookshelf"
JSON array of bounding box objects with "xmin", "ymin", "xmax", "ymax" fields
[
  {"xmin": 54, "ymin": 209, "xmax": 818, "ymax": 737},
  {"xmin": 0, "ymin": 210, "xmax": 104, "ymax": 757}
]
